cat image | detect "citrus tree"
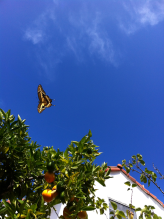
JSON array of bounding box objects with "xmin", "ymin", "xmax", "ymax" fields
[{"xmin": 0, "ymin": 109, "xmax": 111, "ymax": 219}]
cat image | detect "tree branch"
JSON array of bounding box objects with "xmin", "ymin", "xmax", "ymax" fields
[
  {"xmin": 127, "ymin": 163, "xmax": 164, "ymax": 195},
  {"xmin": 153, "ymin": 163, "xmax": 164, "ymax": 179}
]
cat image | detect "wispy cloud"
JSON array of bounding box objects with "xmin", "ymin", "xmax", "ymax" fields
[
  {"xmin": 23, "ymin": 2, "xmax": 120, "ymax": 78},
  {"xmin": 119, "ymin": 0, "xmax": 164, "ymax": 34},
  {"xmin": 87, "ymin": 16, "xmax": 116, "ymax": 65},
  {"xmin": 67, "ymin": 10, "xmax": 119, "ymax": 66},
  {"xmin": 24, "ymin": 29, "xmax": 44, "ymax": 44},
  {"xmin": 23, "ymin": 0, "xmax": 164, "ymax": 77}
]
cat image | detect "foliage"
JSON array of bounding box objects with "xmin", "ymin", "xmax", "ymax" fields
[
  {"xmin": 0, "ymin": 109, "xmax": 111, "ymax": 218},
  {"xmin": 109, "ymin": 201, "xmax": 126, "ymax": 219},
  {"xmin": 122, "ymin": 154, "xmax": 163, "ymax": 194},
  {"xmin": 122, "ymin": 156, "xmax": 163, "ymax": 219},
  {"xmin": 109, "ymin": 200, "xmax": 162, "ymax": 219}
]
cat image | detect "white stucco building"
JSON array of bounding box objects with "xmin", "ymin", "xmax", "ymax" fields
[{"xmin": 50, "ymin": 164, "xmax": 164, "ymax": 219}]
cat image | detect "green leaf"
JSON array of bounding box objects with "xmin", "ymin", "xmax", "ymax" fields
[
  {"xmin": 104, "ymin": 176, "xmax": 113, "ymax": 180},
  {"xmin": 18, "ymin": 114, "xmax": 22, "ymax": 122},
  {"xmin": 7, "ymin": 109, "xmax": 11, "ymax": 117},
  {"xmin": 2, "ymin": 199, "xmax": 15, "ymax": 217},
  {"xmin": 18, "ymin": 200, "xmax": 27, "ymax": 216},
  {"xmin": 118, "ymin": 211, "xmax": 126, "ymax": 218},
  {"xmin": 18, "ymin": 200, "xmax": 24, "ymax": 204},
  {"xmin": 36, "ymin": 211, "xmax": 46, "ymax": 215},
  {"xmin": 0, "ymin": 109, "xmax": 6, "ymax": 119},
  {"xmin": 124, "ymin": 181, "xmax": 131, "ymax": 186},
  {"xmin": 40, "ymin": 196, "xmax": 45, "ymax": 212},
  {"xmin": 78, "ymin": 142, "xmax": 83, "ymax": 153},
  {"xmin": 132, "ymin": 183, "xmax": 137, "ymax": 188},
  {"xmin": 72, "ymin": 141, "xmax": 79, "ymax": 146},
  {"xmin": 110, "ymin": 201, "xmax": 117, "ymax": 210},
  {"xmin": 135, "ymin": 207, "xmax": 142, "ymax": 211},
  {"xmin": 93, "ymin": 166, "xmax": 100, "ymax": 173},
  {"xmin": 64, "ymin": 148, "xmax": 68, "ymax": 158},
  {"xmin": 105, "ymin": 167, "xmax": 111, "ymax": 176},
  {"xmin": 88, "ymin": 130, "xmax": 92, "ymax": 137},
  {"xmin": 26, "ymin": 211, "xmax": 31, "ymax": 219},
  {"xmin": 125, "ymin": 167, "xmax": 130, "ymax": 174},
  {"xmin": 81, "ymin": 136, "xmax": 87, "ymax": 144},
  {"xmin": 116, "ymin": 215, "xmax": 122, "ymax": 219},
  {"xmin": 0, "ymin": 207, "xmax": 7, "ymax": 215},
  {"xmin": 82, "ymin": 206, "xmax": 96, "ymax": 211},
  {"xmin": 95, "ymin": 178, "xmax": 105, "ymax": 186},
  {"xmin": 140, "ymin": 174, "xmax": 147, "ymax": 183},
  {"xmin": 1, "ymin": 146, "xmax": 9, "ymax": 154},
  {"xmin": 34, "ymin": 185, "xmax": 43, "ymax": 191},
  {"xmin": 30, "ymin": 203, "xmax": 37, "ymax": 212},
  {"xmin": 140, "ymin": 160, "xmax": 145, "ymax": 166},
  {"xmin": 0, "ymin": 111, "xmax": 3, "ymax": 121},
  {"xmin": 100, "ymin": 208, "xmax": 104, "ymax": 214},
  {"xmin": 148, "ymin": 179, "xmax": 151, "ymax": 187},
  {"xmin": 71, "ymin": 166, "xmax": 78, "ymax": 169}
]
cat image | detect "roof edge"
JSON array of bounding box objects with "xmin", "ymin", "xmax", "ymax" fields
[{"xmin": 105, "ymin": 164, "xmax": 164, "ymax": 208}]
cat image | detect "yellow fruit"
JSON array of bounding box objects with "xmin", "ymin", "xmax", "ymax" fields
[
  {"xmin": 78, "ymin": 211, "xmax": 87, "ymax": 219},
  {"xmin": 42, "ymin": 189, "xmax": 54, "ymax": 202},
  {"xmin": 52, "ymin": 185, "xmax": 57, "ymax": 191},
  {"xmin": 44, "ymin": 171, "xmax": 55, "ymax": 183},
  {"xmin": 128, "ymin": 211, "xmax": 134, "ymax": 219}
]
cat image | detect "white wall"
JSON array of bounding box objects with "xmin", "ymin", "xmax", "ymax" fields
[{"xmin": 50, "ymin": 171, "xmax": 164, "ymax": 218}]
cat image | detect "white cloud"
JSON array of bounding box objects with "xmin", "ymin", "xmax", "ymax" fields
[
  {"xmin": 67, "ymin": 11, "xmax": 119, "ymax": 66},
  {"xmin": 138, "ymin": 1, "xmax": 164, "ymax": 25},
  {"xmin": 119, "ymin": 0, "xmax": 164, "ymax": 34},
  {"xmin": 87, "ymin": 18, "xmax": 116, "ymax": 65},
  {"xmin": 23, "ymin": 0, "xmax": 164, "ymax": 77},
  {"xmin": 24, "ymin": 29, "xmax": 44, "ymax": 44},
  {"xmin": 23, "ymin": 4, "xmax": 120, "ymax": 78}
]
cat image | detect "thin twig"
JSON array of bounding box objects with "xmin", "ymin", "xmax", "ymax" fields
[
  {"xmin": 127, "ymin": 163, "xmax": 164, "ymax": 195},
  {"xmin": 153, "ymin": 163, "xmax": 164, "ymax": 179}
]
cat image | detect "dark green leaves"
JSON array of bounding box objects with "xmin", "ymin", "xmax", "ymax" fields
[{"xmin": 82, "ymin": 206, "xmax": 96, "ymax": 211}]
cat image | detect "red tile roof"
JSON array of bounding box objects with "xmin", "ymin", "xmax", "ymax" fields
[{"xmin": 105, "ymin": 164, "xmax": 164, "ymax": 208}]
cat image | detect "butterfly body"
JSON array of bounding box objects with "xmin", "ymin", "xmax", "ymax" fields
[{"xmin": 37, "ymin": 85, "xmax": 55, "ymax": 113}]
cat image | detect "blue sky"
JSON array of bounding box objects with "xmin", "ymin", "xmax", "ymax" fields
[{"xmin": 0, "ymin": 0, "xmax": 164, "ymax": 203}]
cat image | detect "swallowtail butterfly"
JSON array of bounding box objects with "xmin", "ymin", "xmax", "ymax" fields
[{"xmin": 37, "ymin": 85, "xmax": 55, "ymax": 113}]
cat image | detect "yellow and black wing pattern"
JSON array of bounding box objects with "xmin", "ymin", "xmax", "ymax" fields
[{"xmin": 37, "ymin": 85, "xmax": 55, "ymax": 113}]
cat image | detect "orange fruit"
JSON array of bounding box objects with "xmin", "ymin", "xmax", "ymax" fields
[
  {"xmin": 53, "ymin": 191, "xmax": 59, "ymax": 198},
  {"xmin": 42, "ymin": 189, "xmax": 54, "ymax": 202},
  {"xmin": 78, "ymin": 211, "xmax": 87, "ymax": 219},
  {"xmin": 44, "ymin": 171, "xmax": 55, "ymax": 183},
  {"xmin": 51, "ymin": 185, "xmax": 59, "ymax": 198},
  {"xmin": 70, "ymin": 196, "xmax": 79, "ymax": 202},
  {"xmin": 63, "ymin": 207, "xmax": 75, "ymax": 219}
]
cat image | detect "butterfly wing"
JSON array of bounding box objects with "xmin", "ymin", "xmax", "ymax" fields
[
  {"xmin": 37, "ymin": 103, "xmax": 46, "ymax": 113},
  {"xmin": 37, "ymin": 84, "xmax": 55, "ymax": 113},
  {"xmin": 38, "ymin": 85, "xmax": 46, "ymax": 101},
  {"xmin": 44, "ymin": 95, "xmax": 53, "ymax": 108}
]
